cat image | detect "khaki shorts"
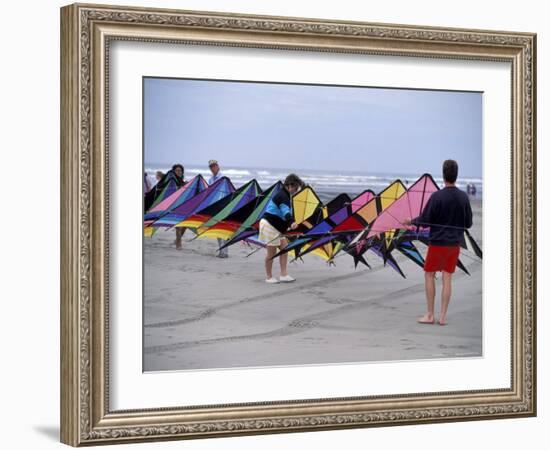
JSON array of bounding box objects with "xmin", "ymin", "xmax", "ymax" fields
[{"xmin": 259, "ymin": 219, "xmax": 283, "ymax": 247}]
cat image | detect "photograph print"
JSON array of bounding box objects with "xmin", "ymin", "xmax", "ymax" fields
[{"xmin": 142, "ymin": 77, "xmax": 483, "ymax": 372}]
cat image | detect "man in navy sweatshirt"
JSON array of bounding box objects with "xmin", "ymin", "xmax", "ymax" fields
[{"xmin": 405, "ymin": 160, "xmax": 473, "ymax": 326}]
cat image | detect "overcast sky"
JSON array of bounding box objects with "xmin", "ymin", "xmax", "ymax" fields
[{"xmin": 144, "ymin": 77, "xmax": 482, "ymax": 177}]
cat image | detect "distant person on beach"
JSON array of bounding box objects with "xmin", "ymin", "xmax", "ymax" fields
[
  {"xmin": 171, "ymin": 164, "xmax": 185, "ymax": 186},
  {"xmin": 144, "ymin": 171, "xmax": 163, "ymax": 194},
  {"xmin": 208, "ymin": 160, "xmax": 229, "ymax": 258},
  {"xmin": 260, "ymin": 174, "xmax": 305, "ymax": 284},
  {"xmin": 144, "ymin": 172, "xmax": 152, "ymax": 194},
  {"xmin": 404, "ymin": 160, "xmax": 473, "ymax": 326},
  {"xmin": 161, "ymin": 165, "xmax": 185, "ymax": 189},
  {"xmin": 143, "ymin": 164, "xmax": 186, "ymax": 248},
  {"xmin": 144, "ymin": 164, "xmax": 184, "ymax": 212}
]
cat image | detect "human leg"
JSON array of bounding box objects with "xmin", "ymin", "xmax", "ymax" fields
[
  {"xmin": 418, "ymin": 271, "xmax": 436, "ymax": 323},
  {"xmin": 175, "ymin": 227, "xmax": 185, "ymax": 249},
  {"xmin": 217, "ymin": 238, "xmax": 228, "ymax": 257},
  {"xmin": 438, "ymin": 246, "xmax": 459, "ymax": 325},
  {"xmin": 265, "ymin": 245, "xmax": 277, "ymax": 280},
  {"xmin": 279, "ymin": 238, "xmax": 288, "ymax": 276},
  {"xmin": 278, "ymin": 238, "xmax": 295, "ymax": 282},
  {"xmin": 439, "ymin": 271, "xmax": 453, "ymax": 325}
]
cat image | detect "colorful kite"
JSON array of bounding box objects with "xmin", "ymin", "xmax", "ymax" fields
[
  {"xmin": 199, "ymin": 181, "xmax": 283, "ymax": 242},
  {"xmin": 176, "ymin": 179, "xmax": 261, "ymax": 231},
  {"xmin": 145, "ymin": 175, "xmax": 208, "ymax": 221},
  {"xmin": 354, "ymin": 174, "xmax": 479, "ymax": 276},
  {"xmin": 142, "ymin": 173, "xmax": 482, "ymax": 277},
  {"xmin": 151, "ymin": 176, "xmax": 235, "ymax": 229},
  {"xmin": 144, "ymin": 175, "xmax": 209, "ymax": 237},
  {"xmin": 217, "ymin": 182, "xmax": 284, "ymax": 249},
  {"xmin": 276, "ymin": 189, "xmax": 375, "ymax": 260},
  {"xmin": 285, "ymin": 190, "xmax": 352, "ymax": 261}
]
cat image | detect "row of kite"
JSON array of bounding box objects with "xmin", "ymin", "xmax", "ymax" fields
[{"xmin": 143, "ymin": 173, "xmax": 482, "ymax": 278}]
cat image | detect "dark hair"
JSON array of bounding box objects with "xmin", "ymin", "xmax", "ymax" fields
[
  {"xmin": 442, "ymin": 159, "xmax": 458, "ymax": 183},
  {"xmin": 284, "ymin": 173, "xmax": 304, "ymax": 189},
  {"xmin": 172, "ymin": 164, "xmax": 184, "ymax": 173}
]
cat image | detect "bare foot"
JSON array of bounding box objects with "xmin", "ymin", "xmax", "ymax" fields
[
  {"xmin": 438, "ymin": 316, "xmax": 447, "ymax": 326},
  {"xmin": 417, "ymin": 314, "xmax": 435, "ymax": 324}
]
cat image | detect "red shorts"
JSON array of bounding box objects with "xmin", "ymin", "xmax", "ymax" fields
[{"xmin": 424, "ymin": 245, "xmax": 460, "ymax": 273}]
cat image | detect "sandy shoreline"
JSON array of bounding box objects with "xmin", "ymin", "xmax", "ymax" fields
[{"xmin": 144, "ymin": 199, "xmax": 483, "ymax": 371}]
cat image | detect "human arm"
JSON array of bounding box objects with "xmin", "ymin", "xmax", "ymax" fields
[
  {"xmin": 273, "ymin": 191, "xmax": 293, "ymax": 222},
  {"xmin": 279, "ymin": 202, "xmax": 292, "ymax": 222},
  {"xmin": 410, "ymin": 196, "xmax": 436, "ymax": 227}
]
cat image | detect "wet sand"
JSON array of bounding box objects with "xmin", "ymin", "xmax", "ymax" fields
[{"xmin": 143, "ymin": 199, "xmax": 483, "ymax": 371}]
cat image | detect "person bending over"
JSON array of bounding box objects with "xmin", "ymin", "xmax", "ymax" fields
[{"xmin": 259, "ymin": 174, "xmax": 304, "ymax": 284}]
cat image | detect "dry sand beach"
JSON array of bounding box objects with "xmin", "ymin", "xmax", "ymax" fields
[{"xmin": 143, "ymin": 199, "xmax": 482, "ymax": 372}]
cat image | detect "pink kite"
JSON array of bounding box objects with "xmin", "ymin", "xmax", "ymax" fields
[{"xmin": 366, "ymin": 174, "xmax": 439, "ymax": 239}]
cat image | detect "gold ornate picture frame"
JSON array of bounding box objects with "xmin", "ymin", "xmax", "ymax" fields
[{"xmin": 60, "ymin": 2, "xmax": 536, "ymax": 446}]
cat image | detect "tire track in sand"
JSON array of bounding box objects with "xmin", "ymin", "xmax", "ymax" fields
[
  {"xmin": 144, "ymin": 262, "xmax": 480, "ymax": 354},
  {"xmin": 144, "ymin": 265, "xmax": 384, "ymax": 329}
]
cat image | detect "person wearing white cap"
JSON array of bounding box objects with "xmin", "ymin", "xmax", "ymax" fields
[
  {"xmin": 208, "ymin": 160, "xmax": 223, "ymax": 184},
  {"xmin": 208, "ymin": 159, "xmax": 229, "ymax": 258}
]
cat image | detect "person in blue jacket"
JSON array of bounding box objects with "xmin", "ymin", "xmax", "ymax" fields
[{"xmin": 259, "ymin": 174, "xmax": 304, "ymax": 284}]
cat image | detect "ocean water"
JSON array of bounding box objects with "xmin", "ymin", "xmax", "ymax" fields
[{"xmin": 145, "ymin": 165, "xmax": 483, "ymax": 203}]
